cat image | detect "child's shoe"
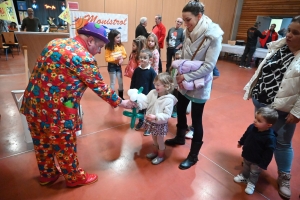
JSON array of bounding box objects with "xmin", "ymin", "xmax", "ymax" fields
[
  {"xmin": 151, "ymin": 149, "xmax": 164, "ymax": 165},
  {"xmin": 135, "ymin": 121, "xmax": 143, "ymax": 131},
  {"xmin": 171, "ymin": 111, "xmax": 177, "ymax": 118},
  {"xmin": 152, "ymin": 156, "xmax": 164, "ymax": 165},
  {"xmin": 245, "ymin": 182, "xmax": 255, "ymax": 195},
  {"xmin": 185, "ymin": 126, "xmax": 194, "ymax": 139},
  {"xmin": 146, "ymin": 145, "xmax": 158, "ymax": 159},
  {"xmin": 146, "ymin": 153, "xmax": 157, "ymax": 159},
  {"xmin": 234, "ymin": 174, "xmax": 248, "ymax": 183},
  {"xmin": 144, "ymin": 129, "xmax": 151, "ymax": 136}
]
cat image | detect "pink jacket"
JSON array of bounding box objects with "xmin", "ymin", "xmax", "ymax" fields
[{"xmin": 171, "ymin": 59, "xmax": 212, "ymax": 90}]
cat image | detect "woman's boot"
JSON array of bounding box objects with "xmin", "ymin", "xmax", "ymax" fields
[
  {"xmin": 118, "ymin": 90, "xmax": 124, "ymax": 100},
  {"xmin": 146, "ymin": 145, "xmax": 158, "ymax": 159},
  {"xmin": 165, "ymin": 129, "xmax": 186, "ymax": 146},
  {"xmin": 152, "ymin": 149, "xmax": 165, "ymax": 165},
  {"xmin": 277, "ymin": 171, "xmax": 291, "ymax": 198},
  {"xmin": 179, "ymin": 141, "xmax": 203, "ymax": 170}
]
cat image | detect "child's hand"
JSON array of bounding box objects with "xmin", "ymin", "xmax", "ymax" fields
[
  {"xmin": 237, "ymin": 143, "xmax": 242, "ymax": 148},
  {"xmin": 119, "ymin": 58, "xmax": 123, "ymax": 65},
  {"xmin": 145, "ymin": 114, "xmax": 156, "ymax": 121},
  {"xmin": 114, "ymin": 55, "xmax": 122, "ymax": 60}
]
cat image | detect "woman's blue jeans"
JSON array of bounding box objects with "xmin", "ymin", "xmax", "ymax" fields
[{"xmin": 252, "ymin": 98, "xmax": 296, "ymax": 173}]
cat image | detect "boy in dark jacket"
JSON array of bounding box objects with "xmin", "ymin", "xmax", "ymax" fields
[{"xmin": 234, "ymin": 106, "xmax": 278, "ymax": 195}]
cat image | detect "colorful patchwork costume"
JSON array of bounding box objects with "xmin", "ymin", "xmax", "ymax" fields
[{"xmin": 20, "ymin": 26, "xmax": 121, "ymax": 185}]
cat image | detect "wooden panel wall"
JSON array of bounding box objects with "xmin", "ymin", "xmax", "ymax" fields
[
  {"xmin": 70, "ymin": 0, "xmax": 237, "ymax": 66},
  {"xmin": 236, "ymin": 0, "xmax": 300, "ymax": 41}
]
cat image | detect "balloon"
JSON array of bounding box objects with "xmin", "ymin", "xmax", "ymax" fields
[
  {"xmin": 127, "ymin": 89, "xmax": 138, "ymax": 97},
  {"xmin": 130, "ymin": 93, "xmax": 137, "ymax": 101},
  {"xmin": 123, "ymin": 87, "xmax": 144, "ymax": 129}
]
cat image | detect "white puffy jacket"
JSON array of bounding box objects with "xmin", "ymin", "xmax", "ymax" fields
[
  {"xmin": 139, "ymin": 89, "xmax": 178, "ymax": 124},
  {"xmin": 243, "ymin": 38, "xmax": 300, "ymax": 118}
]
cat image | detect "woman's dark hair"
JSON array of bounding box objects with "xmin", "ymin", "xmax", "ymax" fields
[
  {"xmin": 182, "ymin": 0, "xmax": 205, "ymax": 16},
  {"xmin": 105, "ymin": 29, "xmax": 121, "ymax": 51},
  {"xmin": 291, "ymin": 15, "xmax": 300, "ymax": 23}
]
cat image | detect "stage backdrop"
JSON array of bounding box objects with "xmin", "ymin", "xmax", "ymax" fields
[{"xmin": 69, "ymin": 11, "xmax": 128, "ymax": 42}]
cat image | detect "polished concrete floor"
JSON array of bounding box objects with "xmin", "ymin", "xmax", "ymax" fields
[{"xmin": 0, "ymin": 53, "xmax": 299, "ymax": 200}]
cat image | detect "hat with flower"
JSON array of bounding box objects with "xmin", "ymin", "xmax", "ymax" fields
[{"xmin": 77, "ymin": 22, "xmax": 109, "ymax": 44}]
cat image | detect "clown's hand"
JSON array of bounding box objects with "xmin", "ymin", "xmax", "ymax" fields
[{"xmin": 119, "ymin": 100, "xmax": 137, "ymax": 109}]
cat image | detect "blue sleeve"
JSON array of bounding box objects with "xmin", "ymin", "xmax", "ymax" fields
[{"xmin": 213, "ymin": 66, "xmax": 220, "ymax": 77}]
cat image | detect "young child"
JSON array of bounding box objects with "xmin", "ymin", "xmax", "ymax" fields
[
  {"xmin": 130, "ymin": 49, "xmax": 157, "ymax": 134},
  {"xmin": 146, "ymin": 33, "xmax": 159, "ymax": 74},
  {"xmin": 124, "ymin": 38, "xmax": 144, "ymax": 78},
  {"xmin": 234, "ymin": 106, "xmax": 278, "ymax": 195},
  {"xmin": 138, "ymin": 72, "xmax": 177, "ymax": 164},
  {"xmin": 105, "ymin": 29, "xmax": 127, "ymax": 99},
  {"xmin": 170, "ymin": 50, "xmax": 182, "ymax": 118}
]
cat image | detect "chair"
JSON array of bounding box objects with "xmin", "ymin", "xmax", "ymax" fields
[
  {"xmin": 2, "ymin": 32, "xmax": 20, "ymax": 54},
  {"xmin": 0, "ymin": 35, "xmax": 13, "ymax": 60}
]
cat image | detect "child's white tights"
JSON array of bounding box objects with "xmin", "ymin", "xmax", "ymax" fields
[{"xmin": 152, "ymin": 135, "xmax": 165, "ymax": 150}]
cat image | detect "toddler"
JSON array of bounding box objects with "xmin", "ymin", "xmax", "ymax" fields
[
  {"xmin": 138, "ymin": 72, "xmax": 177, "ymax": 164},
  {"xmin": 234, "ymin": 106, "xmax": 278, "ymax": 195}
]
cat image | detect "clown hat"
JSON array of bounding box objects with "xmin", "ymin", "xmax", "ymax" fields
[{"xmin": 77, "ymin": 22, "xmax": 109, "ymax": 44}]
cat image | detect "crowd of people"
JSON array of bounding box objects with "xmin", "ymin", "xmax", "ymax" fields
[{"xmin": 3, "ymin": 0, "xmax": 298, "ymax": 198}]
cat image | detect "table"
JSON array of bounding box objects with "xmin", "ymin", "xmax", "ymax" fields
[{"xmin": 221, "ymin": 43, "xmax": 268, "ymax": 58}]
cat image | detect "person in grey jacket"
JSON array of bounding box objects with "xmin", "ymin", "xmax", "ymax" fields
[
  {"xmin": 165, "ymin": 18, "xmax": 184, "ymax": 72},
  {"xmin": 165, "ymin": 0, "xmax": 223, "ymax": 170},
  {"xmin": 243, "ymin": 15, "xmax": 300, "ymax": 199}
]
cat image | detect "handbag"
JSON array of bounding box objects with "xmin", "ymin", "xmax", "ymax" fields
[
  {"xmin": 124, "ymin": 53, "xmax": 138, "ymax": 78},
  {"xmin": 191, "ymin": 37, "xmax": 207, "ymax": 61}
]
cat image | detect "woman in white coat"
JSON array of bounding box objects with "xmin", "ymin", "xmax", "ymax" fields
[
  {"xmin": 165, "ymin": 0, "xmax": 223, "ymax": 170},
  {"xmin": 243, "ymin": 16, "xmax": 300, "ymax": 199}
]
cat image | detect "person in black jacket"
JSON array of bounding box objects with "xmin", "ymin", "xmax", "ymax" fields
[
  {"xmin": 239, "ymin": 22, "xmax": 266, "ymax": 69},
  {"xmin": 234, "ymin": 106, "xmax": 278, "ymax": 195},
  {"xmin": 135, "ymin": 17, "xmax": 150, "ymax": 38}
]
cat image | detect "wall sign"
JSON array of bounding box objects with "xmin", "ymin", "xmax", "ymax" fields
[{"xmin": 70, "ymin": 11, "xmax": 128, "ymax": 42}]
